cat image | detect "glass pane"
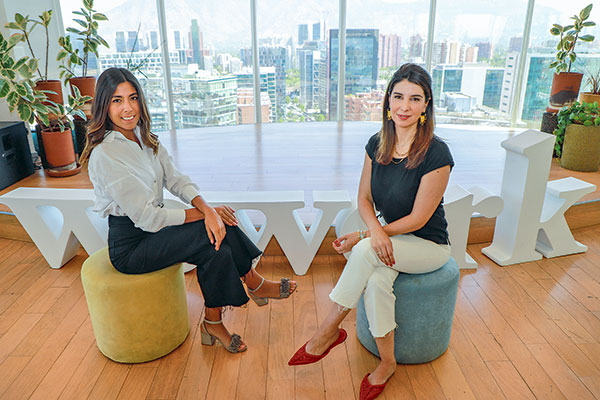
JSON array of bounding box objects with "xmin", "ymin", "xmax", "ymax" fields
[
  {"xmin": 345, "ymin": 0, "xmax": 429, "ymax": 121},
  {"xmin": 522, "ymin": 1, "xmax": 600, "ymax": 125},
  {"xmin": 432, "ymin": 0, "xmax": 528, "ymax": 126},
  {"xmin": 59, "ymin": 0, "xmax": 169, "ymax": 131},
  {"xmin": 164, "ymin": 1, "xmax": 252, "ymax": 128},
  {"xmin": 257, "ymin": 0, "xmax": 338, "ymax": 122}
]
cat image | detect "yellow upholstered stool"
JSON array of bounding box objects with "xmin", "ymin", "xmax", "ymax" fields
[{"xmin": 81, "ymin": 247, "xmax": 189, "ymax": 363}]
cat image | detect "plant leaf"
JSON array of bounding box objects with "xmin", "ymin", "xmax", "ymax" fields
[
  {"xmin": 73, "ymin": 18, "xmax": 87, "ymax": 28},
  {"xmin": 0, "ymin": 79, "xmax": 9, "ymax": 98},
  {"xmin": 92, "ymin": 13, "xmax": 108, "ymax": 21},
  {"xmin": 579, "ymin": 34, "xmax": 595, "ymax": 42},
  {"xmin": 17, "ymin": 102, "xmax": 31, "ymax": 122},
  {"xmin": 580, "ymin": 3, "xmax": 592, "ymax": 20}
]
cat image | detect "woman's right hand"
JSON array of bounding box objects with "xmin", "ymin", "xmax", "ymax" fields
[
  {"xmin": 369, "ymin": 227, "xmax": 394, "ymax": 266},
  {"xmin": 203, "ymin": 206, "xmax": 226, "ymax": 250},
  {"xmin": 332, "ymin": 232, "xmax": 360, "ymax": 254}
]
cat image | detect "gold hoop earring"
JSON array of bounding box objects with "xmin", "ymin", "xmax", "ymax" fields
[
  {"xmin": 419, "ymin": 113, "xmax": 426, "ymax": 125},
  {"xmin": 387, "ymin": 109, "xmax": 392, "ymax": 120}
]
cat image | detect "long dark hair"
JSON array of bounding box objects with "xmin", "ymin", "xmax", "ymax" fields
[
  {"xmin": 377, "ymin": 63, "xmax": 435, "ymax": 169},
  {"xmin": 79, "ymin": 67, "xmax": 157, "ymax": 162}
]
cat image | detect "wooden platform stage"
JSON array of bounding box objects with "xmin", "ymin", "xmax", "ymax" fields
[{"xmin": 1, "ymin": 122, "xmax": 599, "ymax": 245}]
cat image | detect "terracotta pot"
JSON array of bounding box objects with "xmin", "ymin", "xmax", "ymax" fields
[
  {"xmin": 547, "ymin": 72, "xmax": 583, "ymax": 112},
  {"xmin": 580, "ymin": 92, "xmax": 600, "ymax": 105},
  {"xmin": 560, "ymin": 123, "xmax": 600, "ymax": 172},
  {"xmin": 34, "ymin": 80, "xmax": 64, "ymax": 106},
  {"xmin": 70, "ymin": 76, "xmax": 96, "ymax": 119},
  {"xmin": 40, "ymin": 126, "xmax": 76, "ymax": 169},
  {"xmin": 69, "ymin": 76, "xmax": 96, "ymax": 98}
]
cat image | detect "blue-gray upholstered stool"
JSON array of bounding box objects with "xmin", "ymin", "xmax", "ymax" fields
[{"xmin": 356, "ymin": 257, "xmax": 459, "ymax": 364}]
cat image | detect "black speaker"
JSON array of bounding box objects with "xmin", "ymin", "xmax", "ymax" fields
[{"xmin": 0, "ymin": 121, "xmax": 35, "ymax": 191}]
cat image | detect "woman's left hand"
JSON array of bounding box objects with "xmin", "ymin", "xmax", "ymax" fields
[{"xmin": 215, "ymin": 205, "xmax": 238, "ymax": 226}]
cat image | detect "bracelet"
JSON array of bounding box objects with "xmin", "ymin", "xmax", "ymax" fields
[{"xmin": 358, "ymin": 230, "xmax": 366, "ymax": 240}]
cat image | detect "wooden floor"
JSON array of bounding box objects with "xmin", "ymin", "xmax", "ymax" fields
[{"xmin": 1, "ymin": 224, "xmax": 600, "ymax": 399}]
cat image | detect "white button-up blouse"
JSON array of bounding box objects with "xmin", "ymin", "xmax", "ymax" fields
[{"xmin": 88, "ymin": 129, "xmax": 199, "ymax": 233}]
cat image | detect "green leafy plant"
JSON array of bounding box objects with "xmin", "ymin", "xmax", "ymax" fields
[
  {"xmin": 553, "ymin": 100, "xmax": 600, "ymax": 157},
  {"xmin": 57, "ymin": 0, "xmax": 108, "ymax": 81},
  {"xmin": 549, "ymin": 4, "xmax": 596, "ymax": 74},
  {"xmin": 4, "ymin": 10, "xmax": 53, "ymax": 81},
  {"xmin": 0, "ymin": 33, "xmax": 91, "ymax": 131}
]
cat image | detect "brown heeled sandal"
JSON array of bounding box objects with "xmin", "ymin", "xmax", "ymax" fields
[
  {"xmin": 247, "ymin": 276, "xmax": 297, "ymax": 306},
  {"xmin": 200, "ymin": 319, "xmax": 247, "ymax": 353}
]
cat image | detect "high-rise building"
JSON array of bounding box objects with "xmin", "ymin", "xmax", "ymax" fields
[
  {"xmin": 234, "ymin": 67, "xmax": 277, "ymax": 122},
  {"xmin": 258, "ymin": 46, "xmax": 287, "ymax": 115},
  {"xmin": 237, "ymin": 88, "xmax": 271, "ymax": 124},
  {"xmin": 409, "ymin": 34, "xmax": 424, "ymax": 60},
  {"xmin": 174, "ymin": 31, "xmax": 181, "ymax": 50},
  {"xmin": 432, "ymin": 41, "xmax": 448, "ymax": 65},
  {"xmin": 150, "ymin": 31, "xmax": 158, "ymax": 50},
  {"xmin": 298, "ymin": 41, "xmax": 324, "ymax": 109},
  {"xmin": 116, "ymin": 31, "xmax": 126, "ymax": 53},
  {"xmin": 475, "ymin": 42, "xmax": 493, "ymax": 60},
  {"xmin": 240, "ymin": 47, "xmax": 252, "ymax": 67},
  {"xmin": 298, "ymin": 24, "xmax": 309, "ymax": 46},
  {"xmin": 499, "ymin": 53, "xmax": 518, "ymax": 115},
  {"xmin": 344, "ymin": 90, "xmax": 384, "ymax": 121},
  {"xmin": 190, "ymin": 19, "xmax": 204, "ymax": 69},
  {"xmin": 312, "ymin": 21, "xmax": 321, "ymax": 41},
  {"xmin": 460, "ymin": 45, "xmax": 478, "ymax": 63},
  {"xmin": 178, "ymin": 76, "xmax": 237, "ymax": 127},
  {"xmin": 329, "ymin": 28, "xmax": 379, "ymax": 119},
  {"xmin": 482, "ymin": 68, "xmax": 504, "ymax": 109},
  {"xmin": 509, "ymin": 36, "xmax": 523, "ymax": 52},
  {"xmin": 447, "ymin": 41, "xmax": 461, "ymax": 65},
  {"xmin": 127, "ymin": 31, "xmax": 139, "ymax": 52},
  {"xmin": 379, "ymin": 34, "xmax": 401, "ymax": 68}
]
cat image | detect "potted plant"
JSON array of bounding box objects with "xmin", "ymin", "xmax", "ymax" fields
[
  {"xmin": 4, "ymin": 10, "xmax": 64, "ymax": 106},
  {"xmin": 547, "ymin": 3, "xmax": 595, "ymax": 112},
  {"xmin": 57, "ymin": 0, "xmax": 108, "ymax": 103},
  {"xmin": 39, "ymin": 86, "xmax": 91, "ymax": 176},
  {"xmin": 580, "ymin": 68, "xmax": 600, "ymax": 105},
  {"xmin": 553, "ymin": 100, "xmax": 600, "ymax": 171},
  {"xmin": 0, "ymin": 33, "xmax": 91, "ymax": 177}
]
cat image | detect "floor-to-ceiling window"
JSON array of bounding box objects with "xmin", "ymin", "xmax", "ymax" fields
[
  {"xmin": 344, "ymin": 0, "xmax": 429, "ymax": 122},
  {"xmin": 55, "ymin": 0, "xmax": 599, "ymax": 131},
  {"xmin": 163, "ymin": 0, "xmax": 253, "ymax": 128},
  {"xmin": 59, "ymin": 0, "xmax": 168, "ymax": 130},
  {"xmin": 521, "ymin": 0, "xmax": 600, "ymax": 126},
  {"xmin": 257, "ymin": 0, "xmax": 338, "ymax": 123},
  {"xmin": 431, "ymin": 0, "xmax": 528, "ymax": 127}
]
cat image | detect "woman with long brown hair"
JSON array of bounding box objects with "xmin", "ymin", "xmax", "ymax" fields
[
  {"xmin": 82, "ymin": 67, "xmax": 296, "ymax": 354},
  {"xmin": 289, "ymin": 64, "xmax": 453, "ymax": 400}
]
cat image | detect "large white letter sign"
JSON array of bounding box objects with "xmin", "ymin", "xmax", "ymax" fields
[
  {"xmin": 444, "ymin": 185, "xmax": 503, "ymax": 269},
  {"xmin": 482, "ymin": 129, "xmax": 595, "ymax": 266}
]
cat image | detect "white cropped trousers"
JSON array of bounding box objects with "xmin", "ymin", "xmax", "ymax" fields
[{"xmin": 329, "ymin": 233, "xmax": 450, "ymax": 337}]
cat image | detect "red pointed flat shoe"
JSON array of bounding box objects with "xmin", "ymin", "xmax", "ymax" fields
[
  {"xmin": 288, "ymin": 328, "xmax": 347, "ymax": 366},
  {"xmin": 359, "ymin": 373, "xmax": 388, "ymax": 400}
]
